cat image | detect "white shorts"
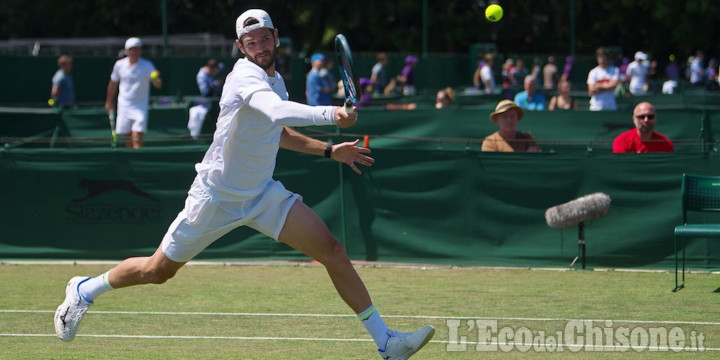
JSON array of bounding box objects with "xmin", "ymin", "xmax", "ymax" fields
[
  {"xmin": 116, "ymin": 106, "xmax": 149, "ymax": 134},
  {"xmin": 160, "ymin": 179, "xmax": 301, "ymax": 262}
]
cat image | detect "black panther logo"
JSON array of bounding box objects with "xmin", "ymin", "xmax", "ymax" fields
[{"xmin": 71, "ymin": 179, "xmax": 157, "ymax": 203}]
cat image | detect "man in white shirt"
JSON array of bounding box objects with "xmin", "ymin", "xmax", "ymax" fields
[
  {"xmin": 105, "ymin": 37, "xmax": 162, "ymax": 148},
  {"xmin": 56, "ymin": 9, "xmax": 434, "ymax": 360},
  {"xmin": 626, "ymin": 51, "xmax": 650, "ymax": 95},
  {"xmin": 587, "ymin": 47, "xmax": 620, "ymax": 111}
]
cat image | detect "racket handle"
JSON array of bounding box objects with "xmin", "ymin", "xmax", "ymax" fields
[
  {"xmin": 108, "ymin": 110, "xmax": 117, "ymax": 148},
  {"xmin": 345, "ymin": 99, "xmax": 354, "ymax": 116}
]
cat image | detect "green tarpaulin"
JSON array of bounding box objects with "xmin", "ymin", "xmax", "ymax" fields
[{"xmin": 1, "ymin": 145, "xmax": 718, "ymax": 270}]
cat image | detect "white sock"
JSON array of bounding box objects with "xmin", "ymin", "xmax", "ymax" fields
[
  {"xmin": 358, "ymin": 304, "xmax": 390, "ymax": 349},
  {"xmin": 78, "ymin": 271, "xmax": 114, "ymax": 303}
]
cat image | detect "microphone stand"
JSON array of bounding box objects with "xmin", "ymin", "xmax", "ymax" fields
[{"xmin": 568, "ymin": 221, "xmax": 586, "ymax": 270}]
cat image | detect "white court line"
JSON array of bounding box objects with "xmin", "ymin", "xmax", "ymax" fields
[
  {"xmin": 0, "ymin": 333, "xmax": 373, "ymax": 342},
  {"xmin": 0, "ymin": 334, "xmax": 718, "ymax": 352},
  {"xmin": 2, "ymin": 309, "xmax": 719, "ymax": 326}
]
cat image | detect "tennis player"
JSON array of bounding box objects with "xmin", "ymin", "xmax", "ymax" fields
[
  {"xmin": 55, "ymin": 9, "xmax": 434, "ymax": 359},
  {"xmin": 105, "ymin": 37, "xmax": 162, "ymax": 148}
]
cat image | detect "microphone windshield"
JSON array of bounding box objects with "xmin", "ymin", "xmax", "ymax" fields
[{"xmin": 545, "ymin": 192, "xmax": 611, "ymax": 229}]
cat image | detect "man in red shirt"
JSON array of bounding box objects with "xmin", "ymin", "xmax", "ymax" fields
[{"xmin": 612, "ymin": 102, "xmax": 674, "ymax": 153}]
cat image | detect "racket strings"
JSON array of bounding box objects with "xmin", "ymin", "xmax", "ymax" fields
[{"xmin": 335, "ymin": 35, "xmax": 358, "ymax": 103}]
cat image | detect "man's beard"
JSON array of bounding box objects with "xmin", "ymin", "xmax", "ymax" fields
[
  {"xmin": 638, "ymin": 125, "xmax": 654, "ymax": 135},
  {"xmin": 248, "ymin": 49, "xmax": 276, "ymax": 71}
]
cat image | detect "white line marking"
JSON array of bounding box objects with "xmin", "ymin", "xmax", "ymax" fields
[
  {"xmin": 0, "ymin": 333, "xmax": 374, "ymax": 342},
  {"xmin": 2, "ymin": 309, "xmax": 719, "ymax": 326},
  {"xmin": 0, "ymin": 334, "xmax": 718, "ymax": 352}
]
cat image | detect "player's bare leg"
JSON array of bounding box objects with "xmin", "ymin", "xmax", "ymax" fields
[
  {"xmin": 54, "ymin": 246, "xmax": 184, "ymax": 341},
  {"xmin": 279, "ymin": 200, "xmax": 371, "ymax": 313},
  {"xmin": 278, "ymin": 200, "xmax": 434, "ymax": 359},
  {"xmin": 130, "ymin": 131, "xmax": 144, "ymax": 148},
  {"xmin": 107, "ymin": 246, "xmax": 186, "ymax": 288},
  {"xmin": 124, "ymin": 133, "xmax": 133, "ymax": 148}
]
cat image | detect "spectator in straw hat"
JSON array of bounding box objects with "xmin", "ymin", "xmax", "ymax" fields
[{"xmin": 482, "ymin": 99, "xmax": 542, "ymax": 152}]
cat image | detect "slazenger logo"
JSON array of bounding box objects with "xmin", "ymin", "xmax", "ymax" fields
[{"xmin": 65, "ymin": 179, "xmax": 163, "ymax": 224}]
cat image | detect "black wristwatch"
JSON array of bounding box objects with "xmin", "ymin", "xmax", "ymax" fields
[{"xmin": 324, "ymin": 139, "xmax": 333, "ymax": 159}]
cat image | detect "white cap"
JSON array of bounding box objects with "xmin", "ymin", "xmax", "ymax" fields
[
  {"xmin": 634, "ymin": 51, "xmax": 648, "ymax": 61},
  {"xmin": 125, "ymin": 37, "xmax": 143, "ymax": 50},
  {"xmin": 236, "ymin": 9, "xmax": 274, "ymax": 39}
]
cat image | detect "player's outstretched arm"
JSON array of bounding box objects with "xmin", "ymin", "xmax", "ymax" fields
[{"xmin": 279, "ymin": 127, "xmax": 374, "ymax": 174}]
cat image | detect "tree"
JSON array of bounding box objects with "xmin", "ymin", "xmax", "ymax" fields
[{"xmin": 1, "ymin": 0, "xmax": 720, "ymax": 61}]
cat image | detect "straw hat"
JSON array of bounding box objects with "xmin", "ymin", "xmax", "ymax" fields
[{"xmin": 490, "ymin": 100, "xmax": 524, "ymax": 122}]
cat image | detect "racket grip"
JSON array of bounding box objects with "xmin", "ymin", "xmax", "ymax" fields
[{"xmin": 344, "ymin": 100, "xmax": 354, "ymax": 116}]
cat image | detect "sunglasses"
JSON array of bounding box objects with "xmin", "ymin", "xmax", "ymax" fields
[{"xmin": 634, "ymin": 114, "xmax": 656, "ymax": 120}]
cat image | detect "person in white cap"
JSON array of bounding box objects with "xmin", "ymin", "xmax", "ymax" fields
[
  {"xmin": 626, "ymin": 51, "xmax": 650, "ymax": 95},
  {"xmin": 55, "ymin": 9, "xmax": 434, "ymax": 360},
  {"xmin": 105, "ymin": 37, "xmax": 162, "ymax": 148}
]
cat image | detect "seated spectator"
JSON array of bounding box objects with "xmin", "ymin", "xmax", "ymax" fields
[
  {"xmin": 356, "ymin": 77, "xmax": 373, "ymax": 107},
  {"xmin": 548, "ymin": 80, "xmax": 578, "ymax": 110},
  {"xmin": 385, "ymin": 55, "xmax": 418, "ymax": 96},
  {"xmin": 189, "ymin": 59, "xmax": 224, "ymax": 139},
  {"xmin": 612, "ymin": 102, "xmax": 674, "ymax": 153},
  {"xmin": 435, "ymin": 87, "xmax": 455, "ymax": 109},
  {"xmin": 196, "ymin": 59, "xmax": 224, "ymax": 97},
  {"xmin": 514, "ymin": 75, "xmax": 546, "ymax": 111},
  {"xmin": 482, "ymin": 100, "xmax": 542, "ymax": 152},
  {"xmin": 383, "ymin": 56, "xmax": 416, "ymax": 96}
]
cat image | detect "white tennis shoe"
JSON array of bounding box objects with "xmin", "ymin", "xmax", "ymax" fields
[
  {"xmin": 54, "ymin": 276, "xmax": 92, "ymax": 342},
  {"xmin": 378, "ymin": 325, "xmax": 435, "ymax": 360}
]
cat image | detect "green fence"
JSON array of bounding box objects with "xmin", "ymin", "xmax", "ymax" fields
[
  {"xmin": 3, "ymin": 89, "xmax": 720, "ymax": 269},
  {"xmin": 1, "ymin": 145, "xmax": 719, "ymax": 270}
]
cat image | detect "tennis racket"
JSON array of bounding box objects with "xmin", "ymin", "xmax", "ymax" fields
[
  {"xmin": 334, "ymin": 34, "xmax": 358, "ymax": 115},
  {"xmin": 108, "ymin": 109, "xmax": 117, "ymax": 148}
]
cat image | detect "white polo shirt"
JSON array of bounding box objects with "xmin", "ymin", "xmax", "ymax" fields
[
  {"xmin": 110, "ymin": 57, "xmax": 156, "ymax": 110},
  {"xmin": 587, "ymin": 65, "xmax": 619, "ymax": 111},
  {"xmin": 194, "ymin": 58, "xmax": 336, "ymax": 199}
]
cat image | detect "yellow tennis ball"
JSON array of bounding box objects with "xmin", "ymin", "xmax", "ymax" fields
[
  {"xmin": 47, "ymin": 98, "xmax": 55, "ymax": 106},
  {"xmin": 485, "ymin": 4, "xmax": 503, "ymax": 22},
  {"xmin": 151, "ymin": 71, "xmax": 159, "ymax": 79}
]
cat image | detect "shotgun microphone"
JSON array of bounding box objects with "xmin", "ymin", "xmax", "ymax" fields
[{"xmin": 545, "ymin": 192, "xmax": 611, "ymax": 229}]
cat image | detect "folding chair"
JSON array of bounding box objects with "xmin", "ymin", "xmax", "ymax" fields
[{"xmin": 673, "ymin": 173, "xmax": 720, "ymax": 292}]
